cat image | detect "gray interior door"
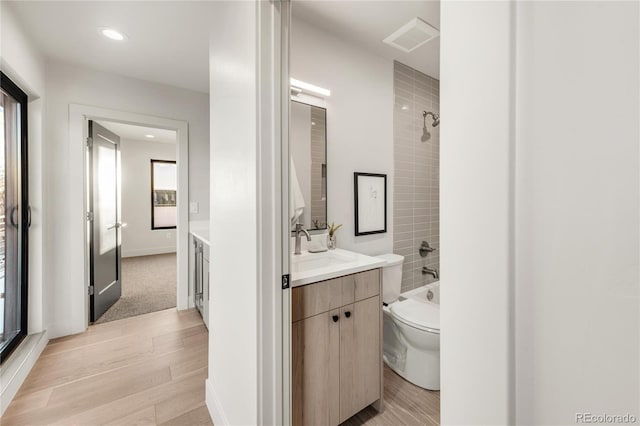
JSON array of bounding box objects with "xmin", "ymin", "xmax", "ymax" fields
[{"xmin": 88, "ymin": 120, "xmax": 122, "ymax": 322}]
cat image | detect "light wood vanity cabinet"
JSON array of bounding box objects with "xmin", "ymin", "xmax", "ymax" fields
[{"xmin": 292, "ymin": 268, "xmax": 382, "ymax": 426}]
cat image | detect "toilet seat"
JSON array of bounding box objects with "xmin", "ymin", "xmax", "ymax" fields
[{"xmin": 390, "ymin": 299, "xmax": 440, "ymax": 334}]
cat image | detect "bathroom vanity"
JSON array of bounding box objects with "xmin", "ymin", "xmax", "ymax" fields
[
  {"xmin": 289, "ymin": 92, "xmax": 386, "ymax": 424},
  {"xmin": 291, "ymin": 251, "xmax": 385, "ymax": 426}
]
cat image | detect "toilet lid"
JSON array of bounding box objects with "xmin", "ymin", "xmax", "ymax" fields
[{"xmin": 390, "ymin": 299, "xmax": 440, "ymax": 333}]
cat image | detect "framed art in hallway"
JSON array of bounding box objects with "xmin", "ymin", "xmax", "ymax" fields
[
  {"xmin": 151, "ymin": 159, "xmax": 177, "ymax": 230},
  {"xmin": 354, "ymin": 172, "xmax": 387, "ymax": 236}
]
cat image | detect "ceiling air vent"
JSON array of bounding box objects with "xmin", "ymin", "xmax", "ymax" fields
[{"xmin": 383, "ymin": 17, "xmax": 440, "ymax": 53}]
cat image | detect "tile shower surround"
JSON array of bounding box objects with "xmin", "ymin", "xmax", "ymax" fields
[{"xmin": 393, "ymin": 61, "xmax": 440, "ymax": 293}]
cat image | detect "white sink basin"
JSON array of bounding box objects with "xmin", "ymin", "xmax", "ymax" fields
[
  {"xmin": 291, "ymin": 248, "xmax": 386, "ymax": 287},
  {"xmin": 292, "ymin": 250, "xmax": 356, "ymax": 273}
]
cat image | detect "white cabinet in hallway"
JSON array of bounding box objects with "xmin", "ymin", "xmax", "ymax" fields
[{"xmin": 190, "ymin": 232, "xmax": 210, "ymax": 329}]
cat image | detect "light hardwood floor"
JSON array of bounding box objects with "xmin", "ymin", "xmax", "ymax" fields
[
  {"xmin": 2, "ymin": 308, "xmax": 212, "ymax": 426},
  {"xmin": 343, "ymin": 366, "xmax": 440, "ymax": 426},
  {"xmin": 2, "ymin": 307, "xmax": 438, "ymax": 426}
]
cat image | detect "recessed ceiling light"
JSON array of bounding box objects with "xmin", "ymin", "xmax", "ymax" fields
[
  {"xmin": 311, "ymin": 121, "xmax": 316, "ymax": 126},
  {"xmin": 145, "ymin": 134, "xmax": 155, "ymax": 138},
  {"xmin": 99, "ymin": 27, "xmax": 127, "ymax": 41},
  {"xmin": 401, "ymin": 105, "xmax": 409, "ymax": 111},
  {"xmin": 383, "ymin": 18, "xmax": 439, "ymax": 53}
]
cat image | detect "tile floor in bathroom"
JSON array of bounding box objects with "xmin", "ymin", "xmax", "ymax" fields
[{"xmin": 343, "ymin": 365, "xmax": 440, "ymax": 426}]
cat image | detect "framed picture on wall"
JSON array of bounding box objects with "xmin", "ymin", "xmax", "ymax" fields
[
  {"xmin": 151, "ymin": 159, "xmax": 177, "ymax": 230},
  {"xmin": 354, "ymin": 172, "xmax": 387, "ymax": 236}
]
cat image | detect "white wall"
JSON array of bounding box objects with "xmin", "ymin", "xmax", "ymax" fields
[
  {"xmin": 207, "ymin": 2, "xmax": 259, "ymax": 424},
  {"xmin": 440, "ymin": 1, "xmax": 514, "ymax": 424},
  {"xmin": 0, "ymin": 2, "xmax": 48, "ymax": 415},
  {"xmin": 291, "ymin": 18, "xmax": 394, "ymax": 255},
  {"xmin": 44, "ymin": 61, "xmax": 208, "ymax": 337},
  {"xmin": 514, "ymin": 2, "xmax": 639, "ymax": 424},
  {"xmin": 0, "ymin": 2, "xmax": 46, "ymax": 336},
  {"xmin": 120, "ymin": 138, "xmax": 176, "ymax": 258},
  {"xmin": 442, "ymin": 1, "xmax": 640, "ymax": 424},
  {"xmin": 207, "ymin": 2, "xmax": 285, "ymax": 423}
]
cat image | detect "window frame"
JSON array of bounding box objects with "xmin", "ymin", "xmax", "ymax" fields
[
  {"xmin": 150, "ymin": 159, "xmax": 177, "ymax": 231},
  {"xmin": 0, "ymin": 71, "xmax": 30, "ymax": 364}
]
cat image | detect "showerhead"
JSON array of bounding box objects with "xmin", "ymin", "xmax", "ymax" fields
[
  {"xmin": 423, "ymin": 111, "xmax": 440, "ymax": 128},
  {"xmin": 421, "ymin": 127, "xmax": 431, "ymax": 142},
  {"xmin": 421, "ymin": 111, "xmax": 439, "ymax": 142}
]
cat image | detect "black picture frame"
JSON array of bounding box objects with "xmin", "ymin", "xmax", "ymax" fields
[
  {"xmin": 354, "ymin": 172, "xmax": 387, "ymax": 236},
  {"xmin": 150, "ymin": 159, "xmax": 177, "ymax": 230}
]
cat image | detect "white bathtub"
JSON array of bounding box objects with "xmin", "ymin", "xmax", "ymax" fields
[{"xmin": 404, "ymin": 281, "xmax": 440, "ymax": 305}]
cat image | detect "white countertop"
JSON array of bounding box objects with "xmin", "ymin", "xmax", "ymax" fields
[
  {"xmin": 191, "ymin": 230, "xmax": 209, "ymax": 245},
  {"xmin": 291, "ymin": 248, "xmax": 385, "ymax": 287},
  {"xmin": 189, "ymin": 221, "xmax": 210, "ymax": 245}
]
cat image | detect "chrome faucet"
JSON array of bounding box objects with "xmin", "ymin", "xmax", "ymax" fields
[
  {"xmin": 293, "ymin": 223, "xmax": 311, "ymax": 255},
  {"xmin": 422, "ymin": 266, "xmax": 439, "ymax": 279}
]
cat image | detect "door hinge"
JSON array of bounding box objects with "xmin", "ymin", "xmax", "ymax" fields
[
  {"xmin": 86, "ymin": 211, "xmax": 94, "ymax": 222},
  {"xmin": 88, "ymin": 285, "xmax": 94, "ymax": 296},
  {"xmin": 282, "ymin": 274, "xmax": 290, "ymax": 290},
  {"xmin": 86, "ymin": 137, "xmax": 93, "ymax": 149}
]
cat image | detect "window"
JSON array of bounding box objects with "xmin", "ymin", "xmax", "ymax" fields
[
  {"xmin": 151, "ymin": 160, "xmax": 176, "ymax": 230},
  {"xmin": 0, "ymin": 72, "xmax": 29, "ymax": 364}
]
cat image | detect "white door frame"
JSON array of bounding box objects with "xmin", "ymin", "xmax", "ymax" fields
[
  {"xmin": 70, "ymin": 104, "xmax": 191, "ymax": 328},
  {"xmin": 277, "ymin": 0, "xmax": 291, "ymax": 424}
]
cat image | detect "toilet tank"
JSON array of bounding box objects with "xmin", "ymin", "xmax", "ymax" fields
[{"xmin": 375, "ymin": 254, "xmax": 405, "ymax": 304}]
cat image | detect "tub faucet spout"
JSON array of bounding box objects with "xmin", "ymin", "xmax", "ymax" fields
[{"xmin": 422, "ymin": 266, "xmax": 439, "ymax": 279}]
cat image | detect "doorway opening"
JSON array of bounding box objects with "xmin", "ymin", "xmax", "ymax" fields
[
  {"xmin": 285, "ymin": 1, "xmax": 441, "ymax": 424},
  {"xmin": 87, "ymin": 120, "xmax": 179, "ymax": 324},
  {"xmin": 70, "ymin": 104, "xmax": 190, "ymax": 329}
]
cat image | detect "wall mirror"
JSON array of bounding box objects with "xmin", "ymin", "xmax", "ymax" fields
[{"xmin": 290, "ymin": 100, "xmax": 327, "ymax": 232}]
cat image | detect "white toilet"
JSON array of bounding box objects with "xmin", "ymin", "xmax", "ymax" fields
[{"xmin": 376, "ymin": 254, "xmax": 440, "ymax": 391}]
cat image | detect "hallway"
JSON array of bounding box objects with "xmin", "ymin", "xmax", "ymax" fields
[{"xmin": 2, "ymin": 309, "xmax": 211, "ymax": 425}]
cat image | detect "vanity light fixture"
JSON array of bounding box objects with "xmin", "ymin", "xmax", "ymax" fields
[
  {"xmin": 99, "ymin": 27, "xmax": 127, "ymax": 41},
  {"xmin": 383, "ymin": 17, "xmax": 439, "ymax": 53},
  {"xmin": 290, "ymin": 78, "xmax": 331, "ymax": 97}
]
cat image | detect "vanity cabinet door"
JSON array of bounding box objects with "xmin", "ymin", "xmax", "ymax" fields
[
  {"xmin": 292, "ymin": 268, "xmax": 383, "ymax": 425},
  {"xmin": 339, "ymin": 296, "xmax": 381, "ymax": 423},
  {"xmin": 292, "ymin": 310, "xmax": 340, "ymax": 426}
]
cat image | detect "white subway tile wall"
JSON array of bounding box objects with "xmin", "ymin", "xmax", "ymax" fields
[{"xmin": 393, "ymin": 61, "xmax": 440, "ymax": 293}]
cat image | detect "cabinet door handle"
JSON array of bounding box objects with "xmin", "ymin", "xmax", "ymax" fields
[
  {"xmin": 332, "ymin": 315, "xmax": 339, "ymax": 322},
  {"xmin": 344, "ymin": 311, "xmax": 351, "ymax": 318}
]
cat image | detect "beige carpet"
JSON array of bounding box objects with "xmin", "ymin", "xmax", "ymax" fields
[{"xmin": 95, "ymin": 253, "xmax": 177, "ymax": 324}]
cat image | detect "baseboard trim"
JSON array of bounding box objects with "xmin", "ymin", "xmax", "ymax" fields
[
  {"xmin": 206, "ymin": 378, "xmax": 230, "ymax": 426},
  {"xmin": 122, "ymin": 247, "xmax": 176, "ymax": 258},
  {"xmin": 0, "ymin": 330, "xmax": 49, "ymax": 415}
]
